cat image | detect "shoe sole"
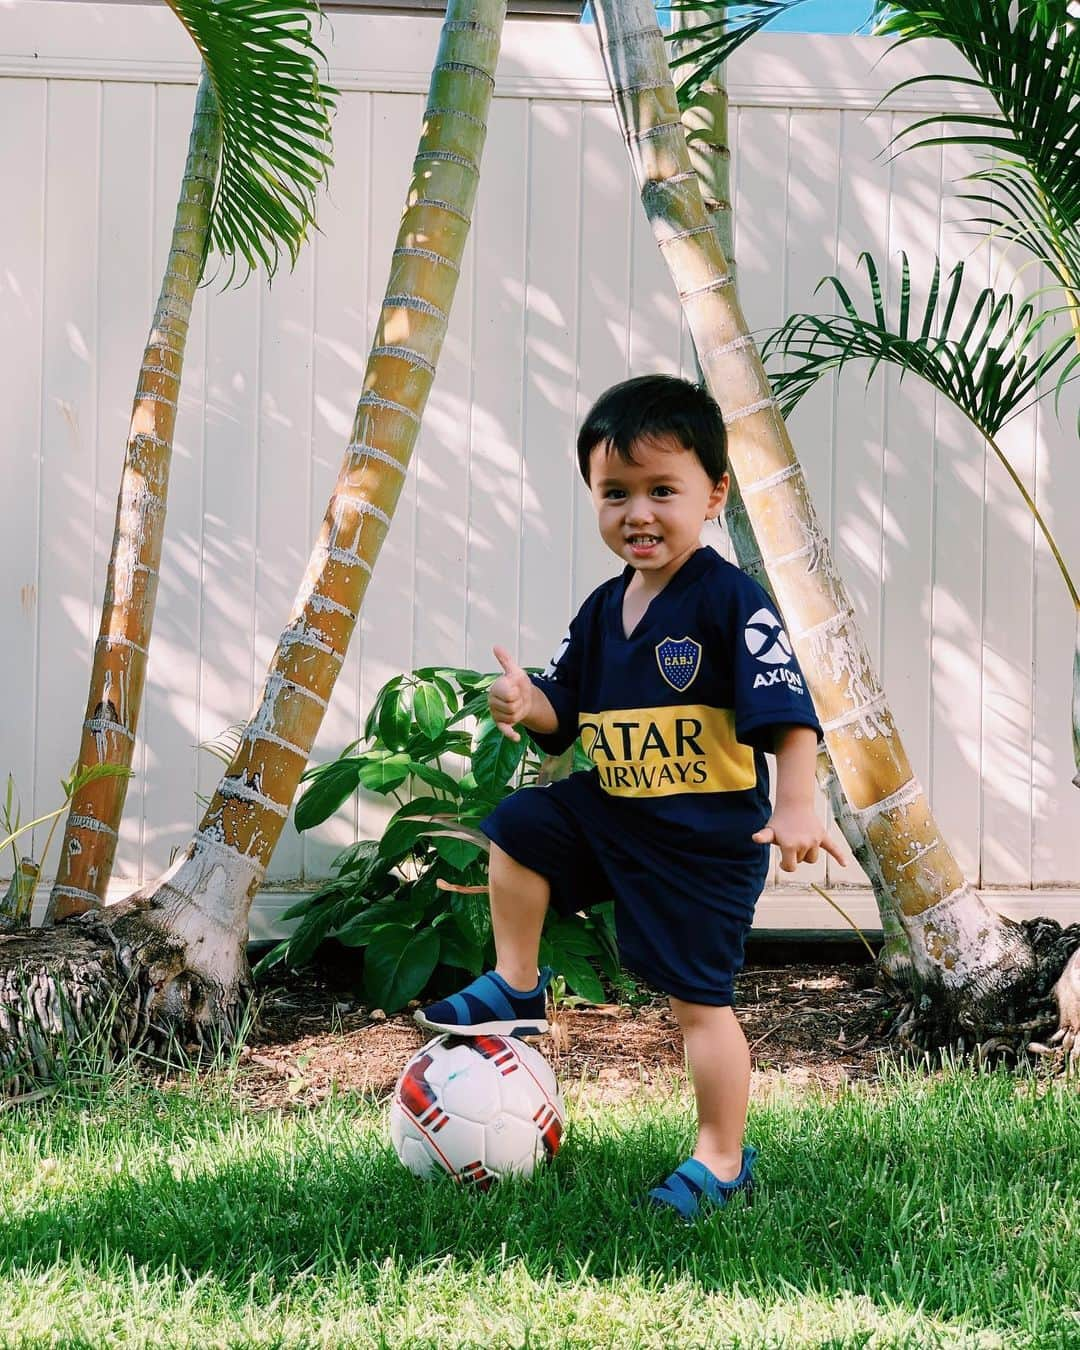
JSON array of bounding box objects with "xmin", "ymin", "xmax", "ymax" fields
[{"xmin": 413, "ymin": 1010, "xmax": 549, "ymax": 1037}]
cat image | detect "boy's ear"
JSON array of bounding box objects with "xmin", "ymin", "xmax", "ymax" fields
[{"xmin": 706, "ymin": 472, "xmax": 731, "ymax": 519}]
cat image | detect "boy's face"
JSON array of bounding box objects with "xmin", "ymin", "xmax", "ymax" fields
[{"xmin": 587, "ymin": 433, "xmax": 729, "ymax": 587}]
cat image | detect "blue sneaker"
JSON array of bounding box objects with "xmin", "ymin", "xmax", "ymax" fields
[
  {"xmin": 645, "ymin": 1147, "xmax": 757, "ymax": 1220},
  {"xmin": 414, "ymin": 968, "xmax": 553, "ymax": 1037}
]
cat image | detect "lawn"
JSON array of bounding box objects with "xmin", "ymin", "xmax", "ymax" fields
[{"xmin": 0, "ymin": 1058, "xmax": 1076, "ymax": 1348}]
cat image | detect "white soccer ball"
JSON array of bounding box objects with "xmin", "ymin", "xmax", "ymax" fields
[{"xmin": 390, "ymin": 1033, "xmax": 565, "ymax": 1189}]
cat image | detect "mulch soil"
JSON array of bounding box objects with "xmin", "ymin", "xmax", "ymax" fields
[{"xmin": 233, "ymin": 951, "xmax": 896, "ymax": 1110}]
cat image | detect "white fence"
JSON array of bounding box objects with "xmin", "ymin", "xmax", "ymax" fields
[{"xmin": 2, "ymin": 2, "xmax": 1078, "ymax": 933}]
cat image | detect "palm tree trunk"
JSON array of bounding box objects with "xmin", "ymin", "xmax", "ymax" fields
[
  {"xmin": 671, "ymin": 13, "xmax": 914, "ymax": 986},
  {"xmin": 592, "ymin": 0, "xmax": 1036, "ymax": 1034},
  {"xmin": 0, "ymin": 1, "xmax": 508, "ymax": 1073},
  {"xmin": 46, "ymin": 72, "xmax": 222, "ymax": 923}
]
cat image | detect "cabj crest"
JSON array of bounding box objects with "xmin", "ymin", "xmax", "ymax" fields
[{"xmin": 655, "ymin": 636, "xmax": 701, "ymax": 692}]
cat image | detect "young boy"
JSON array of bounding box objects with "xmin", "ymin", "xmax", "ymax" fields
[{"xmin": 417, "ymin": 374, "xmax": 843, "ymax": 1218}]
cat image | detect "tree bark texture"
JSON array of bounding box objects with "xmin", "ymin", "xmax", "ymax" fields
[
  {"xmin": 591, "ymin": 0, "xmax": 1038, "ymax": 1033},
  {"xmin": 670, "ymin": 23, "xmax": 913, "ymax": 987},
  {"xmin": 48, "ymin": 72, "xmax": 222, "ymax": 921}
]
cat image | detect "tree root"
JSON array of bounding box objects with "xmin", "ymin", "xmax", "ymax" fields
[
  {"xmin": 878, "ymin": 917, "xmax": 1080, "ymax": 1073},
  {"xmin": 0, "ymin": 903, "xmax": 252, "ymax": 1093}
]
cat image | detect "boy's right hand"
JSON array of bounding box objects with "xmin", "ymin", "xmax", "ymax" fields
[{"xmin": 489, "ymin": 646, "xmax": 533, "ymax": 741}]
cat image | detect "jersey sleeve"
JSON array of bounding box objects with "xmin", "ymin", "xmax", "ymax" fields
[
  {"xmin": 526, "ymin": 607, "xmax": 587, "ymax": 756},
  {"xmin": 729, "ymin": 575, "xmax": 822, "ymax": 751}
]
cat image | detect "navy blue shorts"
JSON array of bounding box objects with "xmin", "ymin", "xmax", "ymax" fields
[{"xmin": 481, "ymin": 773, "xmax": 769, "ymax": 1007}]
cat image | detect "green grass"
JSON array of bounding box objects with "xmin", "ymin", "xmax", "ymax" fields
[{"xmin": 0, "ymin": 1060, "xmax": 1077, "ymax": 1348}]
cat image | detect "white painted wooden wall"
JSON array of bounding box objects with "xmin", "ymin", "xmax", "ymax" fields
[{"xmin": 2, "ymin": 3, "xmax": 1078, "ymax": 933}]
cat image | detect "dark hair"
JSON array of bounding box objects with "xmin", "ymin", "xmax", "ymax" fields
[{"xmin": 576, "ymin": 374, "xmax": 727, "ymax": 483}]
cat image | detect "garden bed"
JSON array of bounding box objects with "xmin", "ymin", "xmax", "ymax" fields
[{"xmin": 238, "ymin": 952, "xmax": 894, "ymax": 1110}]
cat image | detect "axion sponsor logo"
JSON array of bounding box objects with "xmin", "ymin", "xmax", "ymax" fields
[
  {"xmin": 753, "ymin": 667, "xmax": 805, "ymax": 693},
  {"xmin": 744, "ymin": 607, "xmax": 793, "ymax": 666}
]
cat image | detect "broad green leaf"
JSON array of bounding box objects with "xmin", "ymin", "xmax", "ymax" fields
[
  {"xmin": 356, "ymin": 753, "xmax": 413, "ymax": 794},
  {"xmin": 545, "ymin": 917, "xmax": 604, "ymax": 958},
  {"xmin": 436, "ymin": 919, "xmax": 484, "ymax": 975},
  {"xmin": 450, "ymin": 890, "xmax": 493, "ymax": 952},
  {"xmin": 408, "ymin": 762, "xmax": 462, "ymax": 797},
  {"xmin": 452, "ymin": 670, "xmax": 496, "ymax": 692},
  {"xmin": 251, "ymin": 937, "xmax": 292, "ymax": 979},
  {"xmin": 363, "ymin": 924, "xmax": 441, "ymax": 1012},
  {"xmin": 413, "ymin": 682, "xmax": 448, "ymax": 741},
  {"xmin": 472, "ymin": 716, "xmax": 527, "ymax": 793},
  {"xmin": 413, "ymin": 667, "xmax": 460, "ymax": 712},
  {"xmin": 336, "ymin": 888, "xmax": 429, "ymax": 946},
  {"xmin": 432, "ymin": 835, "xmax": 485, "ymax": 871},
  {"xmin": 378, "ymin": 815, "xmax": 435, "ymax": 863},
  {"xmin": 293, "ymin": 758, "xmax": 360, "ymax": 832},
  {"xmin": 552, "ymin": 951, "xmax": 605, "ymax": 1004},
  {"xmin": 282, "ymin": 903, "xmax": 339, "ymax": 968},
  {"xmin": 330, "ymin": 839, "xmax": 381, "ymax": 875},
  {"xmin": 378, "ymin": 684, "xmax": 415, "ymax": 750},
  {"xmin": 279, "ymin": 880, "xmax": 348, "ymax": 922}
]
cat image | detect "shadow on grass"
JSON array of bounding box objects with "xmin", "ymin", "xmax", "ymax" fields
[{"xmin": 2, "ymin": 1071, "xmax": 1076, "ymax": 1343}]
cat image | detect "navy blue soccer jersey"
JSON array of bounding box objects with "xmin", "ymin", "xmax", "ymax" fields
[{"xmin": 528, "ymin": 545, "xmax": 822, "ymax": 851}]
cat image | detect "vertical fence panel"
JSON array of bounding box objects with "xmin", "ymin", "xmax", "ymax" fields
[
  {"xmin": 520, "ymin": 100, "xmax": 582, "ymax": 666},
  {"xmin": 0, "ymin": 78, "xmax": 47, "ymax": 839},
  {"xmin": 35, "ymin": 79, "xmax": 101, "ymax": 866},
  {"xmin": 466, "ymin": 96, "xmax": 529, "ymax": 674},
  {"xmin": 573, "ymin": 102, "xmax": 632, "ymax": 607},
  {"xmin": 877, "ymin": 120, "xmax": 941, "ymax": 793},
  {"xmin": 928, "ymin": 140, "xmax": 988, "ymax": 881}
]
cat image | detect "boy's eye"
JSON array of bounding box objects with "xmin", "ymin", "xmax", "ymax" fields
[
  {"xmin": 652, "ymin": 486, "xmax": 675, "ymax": 497},
  {"xmin": 603, "ymin": 488, "xmax": 626, "ymax": 500}
]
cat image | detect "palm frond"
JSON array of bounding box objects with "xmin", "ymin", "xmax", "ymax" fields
[
  {"xmin": 763, "ymin": 250, "xmax": 1080, "ymax": 437},
  {"xmin": 661, "ymin": 1, "xmax": 816, "ymax": 107},
  {"xmin": 166, "ymin": 0, "xmax": 336, "ymax": 279},
  {"xmin": 872, "ymin": 3, "xmax": 1080, "ymax": 284}
]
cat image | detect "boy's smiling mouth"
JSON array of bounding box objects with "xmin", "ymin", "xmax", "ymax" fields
[{"xmin": 627, "ymin": 534, "xmax": 661, "ymax": 557}]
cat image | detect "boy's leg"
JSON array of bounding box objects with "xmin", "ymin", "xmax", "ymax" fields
[
  {"xmin": 668, "ymin": 997, "xmax": 751, "ymax": 1182},
  {"xmin": 414, "ymin": 843, "xmax": 552, "ymax": 1035},
  {"xmin": 490, "ymin": 842, "xmax": 550, "ymax": 990}
]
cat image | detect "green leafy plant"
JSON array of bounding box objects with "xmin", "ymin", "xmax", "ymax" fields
[{"xmin": 254, "ymin": 668, "xmax": 619, "ymax": 1012}]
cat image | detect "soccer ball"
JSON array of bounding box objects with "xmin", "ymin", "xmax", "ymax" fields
[{"xmin": 390, "ymin": 1033, "xmax": 565, "ymax": 1189}]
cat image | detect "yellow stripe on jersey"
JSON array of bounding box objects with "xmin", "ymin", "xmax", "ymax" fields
[{"xmin": 577, "ymin": 705, "xmax": 755, "ymax": 797}]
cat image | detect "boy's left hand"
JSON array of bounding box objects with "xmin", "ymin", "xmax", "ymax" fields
[{"xmin": 753, "ymin": 805, "xmax": 846, "ymax": 873}]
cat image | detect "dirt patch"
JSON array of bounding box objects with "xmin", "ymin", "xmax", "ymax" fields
[{"xmin": 232, "ymin": 955, "xmax": 897, "ymax": 1110}]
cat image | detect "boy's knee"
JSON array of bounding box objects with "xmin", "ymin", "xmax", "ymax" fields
[{"xmin": 669, "ymin": 995, "xmax": 736, "ymax": 1026}]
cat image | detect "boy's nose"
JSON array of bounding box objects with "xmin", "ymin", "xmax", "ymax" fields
[{"xmin": 626, "ymin": 499, "xmax": 655, "ymax": 523}]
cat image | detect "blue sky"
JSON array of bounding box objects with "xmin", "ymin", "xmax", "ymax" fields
[
  {"xmin": 762, "ymin": 1, "xmax": 875, "ymax": 32},
  {"xmin": 626, "ymin": 3, "xmax": 877, "ymax": 33}
]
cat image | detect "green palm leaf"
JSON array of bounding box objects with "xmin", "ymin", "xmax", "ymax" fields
[
  {"xmin": 766, "ymin": 246, "xmax": 1080, "ymax": 783},
  {"xmin": 765, "ymin": 250, "xmax": 1079, "ymax": 439},
  {"xmin": 872, "ymin": 2, "xmax": 1080, "ymax": 291},
  {"xmin": 661, "ymin": 1, "xmax": 816, "ymax": 107},
  {"xmin": 165, "ymin": 0, "xmax": 336, "ymax": 279}
]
